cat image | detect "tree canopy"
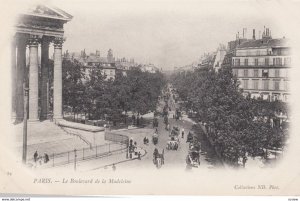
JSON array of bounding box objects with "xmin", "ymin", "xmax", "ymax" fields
[{"xmin": 171, "ymin": 66, "xmax": 288, "ymax": 166}]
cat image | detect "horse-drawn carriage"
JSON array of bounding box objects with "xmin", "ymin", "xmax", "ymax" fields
[
  {"xmin": 152, "ymin": 133, "xmax": 158, "ymax": 145},
  {"xmin": 153, "ymin": 148, "xmax": 164, "ymax": 168},
  {"xmin": 186, "ymin": 140, "xmax": 201, "ymax": 167},
  {"xmin": 170, "ymin": 126, "xmax": 179, "ymax": 137},
  {"xmin": 186, "ymin": 131, "xmax": 194, "ymax": 143},
  {"xmin": 166, "ymin": 139, "xmax": 179, "ymax": 150},
  {"xmin": 166, "ymin": 127, "xmax": 180, "ymax": 150},
  {"xmin": 186, "ymin": 148, "xmax": 200, "ymax": 168}
]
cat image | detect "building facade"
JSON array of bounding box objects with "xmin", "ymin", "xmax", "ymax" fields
[
  {"xmin": 68, "ymin": 49, "xmax": 117, "ymax": 80},
  {"xmin": 232, "ymin": 28, "xmax": 290, "ymax": 102}
]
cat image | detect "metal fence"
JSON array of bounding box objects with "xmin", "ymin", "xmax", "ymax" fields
[
  {"xmin": 45, "ymin": 142, "xmax": 127, "ymax": 168},
  {"xmin": 28, "ymin": 130, "xmax": 130, "ymax": 168}
]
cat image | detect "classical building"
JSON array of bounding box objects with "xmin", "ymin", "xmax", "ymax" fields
[
  {"xmin": 12, "ymin": 5, "xmax": 72, "ymax": 121},
  {"xmin": 232, "ymin": 28, "xmax": 291, "ymax": 102}
]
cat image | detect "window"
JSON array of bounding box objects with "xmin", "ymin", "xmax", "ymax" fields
[
  {"xmin": 274, "ymin": 80, "xmax": 280, "ymax": 90},
  {"xmin": 263, "ymin": 80, "xmax": 269, "ymax": 90},
  {"xmin": 286, "ymin": 69, "xmax": 289, "ymax": 78},
  {"xmin": 254, "ymin": 70, "xmax": 259, "ymax": 77},
  {"xmin": 279, "ymin": 58, "xmax": 282, "ymax": 66},
  {"xmin": 244, "ymin": 69, "xmax": 248, "ymax": 77},
  {"xmin": 255, "ymin": 59, "xmax": 258, "ymax": 66},
  {"xmin": 244, "ymin": 59, "xmax": 248, "ymax": 66},
  {"xmin": 265, "ymin": 58, "xmax": 269, "ymax": 66},
  {"xmin": 275, "ymin": 58, "xmax": 282, "ymax": 66},
  {"xmin": 253, "ymin": 80, "xmax": 259, "ymax": 90},
  {"xmin": 285, "ymin": 81, "xmax": 289, "ymax": 91},
  {"xmin": 284, "ymin": 57, "xmax": 291, "ymax": 66},
  {"xmin": 262, "ymin": 70, "xmax": 269, "ymax": 78},
  {"xmin": 234, "ymin": 59, "xmax": 240, "ymax": 66},
  {"xmin": 243, "ymin": 80, "xmax": 249, "ymax": 89},
  {"xmin": 275, "ymin": 69, "xmax": 280, "ymax": 77},
  {"xmin": 233, "ymin": 69, "xmax": 238, "ymax": 76}
]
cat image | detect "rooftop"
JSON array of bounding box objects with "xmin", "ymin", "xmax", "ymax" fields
[{"xmin": 237, "ymin": 38, "xmax": 289, "ymax": 49}]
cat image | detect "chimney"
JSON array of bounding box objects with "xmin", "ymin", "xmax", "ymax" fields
[
  {"xmin": 252, "ymin": 29, "xmax": 256, "ymax": 40},
  {"xmin": 243, "ymin": 28, "xmax": 245, "ymax": 39}
]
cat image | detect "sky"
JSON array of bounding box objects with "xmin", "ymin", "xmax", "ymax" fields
[{"xmin": 33, "ymin": 0, "xmax": 292, "ymax": 70}]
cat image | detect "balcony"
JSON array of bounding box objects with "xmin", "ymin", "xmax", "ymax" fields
[
  {"xmin": 232, "ymin": 62, "xmax": 290, "ymax": 68},
  {"xmin": 235, "ymin": 52, "xmax": 290, "ymax": 57}
]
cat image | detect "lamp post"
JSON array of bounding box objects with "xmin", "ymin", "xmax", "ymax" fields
[
  {"xmin": 22, "ymin": 86, "xmax": 29, "ymax": 164},
  {"xmin": 74, "ymin": 149, "xmax": 77, "ymax": 171}
]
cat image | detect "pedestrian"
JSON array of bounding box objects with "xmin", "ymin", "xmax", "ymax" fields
[
  {"xmin": 137, "ymin": 116, "xmax": 140, "ymax": 126},
  {"xmin": 138, "ymin": 152, "xmax": 141, "ymax": 160},
  {"xmin": 44, "ymin": 153, "xmax": 49, "ymax": 163},
  {"xmin": 132, "ymin": 114, "xmax": 136, "ymax": 125},
  {"xmin": 34, "ymin": 151, "xmax": 38, "ymax": 163},
  {"xmin": 112, "ymin": 164, "xmax": 116, "ymax": 171},
  {"xmin": 181, "ymin": 128, "xmax": 185, "ymax": 138},
  {"xmin": 242, "ymin": 156, "xmax": 247, "ymax": 168},
  {"xmin": 129, "ymin": 138, "xmax": 133, "ymax": 146}
]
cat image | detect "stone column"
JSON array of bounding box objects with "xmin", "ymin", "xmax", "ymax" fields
[
  {"xmin": 40, "ymin": 38, "xmax": 50, "ymax": 120},
  {"xmin": 11, "ymin": 36, "xmax": 17, "ymax": 120},
  {"xmin": 53, "ymin": 37, "xmax": 64, "ymax": 119},
  {"xmin": 16, "ymin": 36, "xmax": 27, "ymax": 121},
  {"xmin": 28, "ymin": 35, "xmax": 40, "ymax": 121}
]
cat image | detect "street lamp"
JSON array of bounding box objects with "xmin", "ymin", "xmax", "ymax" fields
[
  {"xmin": 22, "ymin": 86, "xmax": 29, "ymax": 164},
  {"xmin": 74, "ymin": 149, "xmax": 77, "ymax": 171}
]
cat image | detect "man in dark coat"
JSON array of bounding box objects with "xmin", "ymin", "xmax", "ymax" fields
[{"xmin": 34, "ymin": 151, "xmax": 38, "ymax": 163}]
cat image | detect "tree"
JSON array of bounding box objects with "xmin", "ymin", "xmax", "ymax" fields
[{"xmin": 62, "ymin": 59, "xmax": 85, "ymax": 121}]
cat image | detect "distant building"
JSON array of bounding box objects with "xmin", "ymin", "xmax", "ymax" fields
[
  {"xmin": 115, "ymin": 57, "xmax": 138, "ymax": 76},
  {"xmin": 232, "ymin": 28, "xmax": 291, "ymax": 102},
  {"xmin": 140, "ymin": 63, "xmax": 160, "ymax": 73},
  {"xmin": 174, "ymin": 63, "xmax": 197, "ymax": 73},
  {"xmin": 213, "ymin": 45, "xmax": 227, "ymax": 71},
  {"xmin": 66, "ymin": 49, "xmax": 117, "ymax": 80},
  {"xmin": 197, "ymin": 52, "xmax": 216, "ymax": 69}
]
